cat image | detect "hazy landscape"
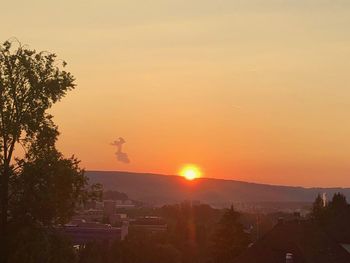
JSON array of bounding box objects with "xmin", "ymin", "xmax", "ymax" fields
[{"xmin": 87, "ymin": 171, "xmax": 350, "ymax": 205}]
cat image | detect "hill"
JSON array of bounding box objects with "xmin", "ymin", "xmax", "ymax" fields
[{"xmin": 86, "ymin": 171, "xmax": 350, "ymax": 206}]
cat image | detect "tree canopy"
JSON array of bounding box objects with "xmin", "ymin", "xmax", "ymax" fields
[
  {"xmin": 311, "ymin": 192, "xmax": 350, "ymax": 242},
  {"xmin": 211, "ymin": 205, "xmax": 250, "ymax": 263},
  {"xmin": 0, "ymin": 39, "xmax": 100, "ymax": 263}
]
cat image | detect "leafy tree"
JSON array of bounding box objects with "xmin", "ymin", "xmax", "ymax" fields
[
  {"xmin": 325, "ymin": 193, "xmax": 350, "ymax": 241},
  {"xmin": 78, "ymin": 233, "xmax": 181, "ymax": 263},
  {"xmin": 78, "ymin": 241, "xmax": 110, "ymax": 263},
  {"xmin": 8, "ymin": 224, "xmax": 76, "ymax": 263},
  {"xmin": 329, "ymin": 192, "xmax": 348, "ymax": 212},
  {"xmin": 157, "ymin": 203, "xmax": 223, "ymax": 263},
  {"xmin": 0, "ymin": 40, "xmax": 100, "ymax": 262},
  {"xmin": 311, "ymin": 194, "xmax": 326, "ymax": 222},
  {"xmin": 211, "ymin": 205, "xmax": 249, "ymax": 263},
  {"xmin": 311, "ymin": 193, "xmax": 349, "ymax": 223},
  {"xmin": 311, "ymin": 193, "xmax": 350, "ymax": 242},
  {"xmin": 154, "ymin": 244, "xmax": 181, "ymax": 263}
]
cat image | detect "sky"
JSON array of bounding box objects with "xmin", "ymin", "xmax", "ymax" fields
[{"xmin": 1, "ymin": 0, "xmax": 350, "ymax": 187}]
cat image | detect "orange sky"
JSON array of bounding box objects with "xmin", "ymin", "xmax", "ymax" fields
[{"xmin": 2, "ymin": 0, "xmax": 350, "ymax": 187}]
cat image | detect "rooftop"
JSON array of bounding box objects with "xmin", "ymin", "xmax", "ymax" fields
[{"xmin": 234, "ymin": 220, "xmax": 350, "ymax": 263}]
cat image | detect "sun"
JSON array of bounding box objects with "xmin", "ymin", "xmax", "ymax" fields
[{"xmin": 180, "ymin": 165, "xmax": 202, "ymax": 181}]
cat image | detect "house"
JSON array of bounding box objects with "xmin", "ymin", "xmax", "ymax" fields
[
  {"xmin": 130, "ymin": 216, "xmax": 167, "ymax": 233},
  {"xmin": 234, "ymin": 220, "xmax": 350, "ymax": 263}
]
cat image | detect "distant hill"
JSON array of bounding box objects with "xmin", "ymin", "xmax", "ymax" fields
[{"xmin": 86, "ymin": 171, "xmax": 350, "ymax": 206}]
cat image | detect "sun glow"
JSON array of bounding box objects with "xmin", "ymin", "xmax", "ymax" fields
[{"xmin": 180, "ymin": 165, "xmax": 202, "ymax": 181}]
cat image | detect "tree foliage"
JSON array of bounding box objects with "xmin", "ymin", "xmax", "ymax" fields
[
  {"xmin": 8, "ymin": 224, "xmax": 76, "ymax": 263},
  {"xmin": 0, "ymin": 39, "xmax": 101, "ymax": 262},
  {"xmin": 78, "ymin": 236, "xmax": 181, "ymax": 263},
  {"xmin": 211, "ymin": 205, "xmax": 250, "ymax": 263},
  {"xmin": 311, "ymin": 192, "xmax": 350, "ymax": 241},
  {"xmin": 311, "ymin": 194, "xmax": 325, "ymax": 222}
]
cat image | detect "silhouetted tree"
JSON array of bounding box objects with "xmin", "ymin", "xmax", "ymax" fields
[
  {"xmin": 311, "ymin": 194, "xmax": 326, "ymax": 223},
  {"xmin": 78, "ymin": 241, "xmax": 110, "ymax": 263},
  {"xmin": 326, "ymin": 193, "xmax": 350, "ymax": 241},
  {"xmin": 0, "ymin": 40, "xmax": 101, "ymax": 262},
  {"xmin": 311, "ymin": 193, "xmax": 349, "ymax": 222},
  {"xmin": 311, "ymin": 193, "xmax": 350, "ymax": 242},
  {"xmin": 329, "ymin": 192, "xmax": 348, "ymax": 212},
  {"xmin": 160, "ymin": 203, "xmax": 221, "ymax": 263},
  {"xmin": 78, "ymin": 233, "xmax": 181, "ymax": 263},
  {"xmin": 8, "ymin": 225, "xmax": 76, "ymax": 263},
  {"xmin": 211, "ymin": 206, "xmax": 249, "ymax": 263}
]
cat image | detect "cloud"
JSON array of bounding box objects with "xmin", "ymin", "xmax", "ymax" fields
[
  {"xmin": 111, "ymin": 137, "xmax": 130, "ymax": 164},
  {"xmin": 116, "ymin": 151, "xmax": 130, "ymax": 164}
]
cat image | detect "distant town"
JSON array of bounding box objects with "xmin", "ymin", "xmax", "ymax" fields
[{"xmin": 53, "ymin": 186, "xmax": 350, "ymax": 262}]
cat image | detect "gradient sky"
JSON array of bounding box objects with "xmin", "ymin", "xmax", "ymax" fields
[{"xmin": 2, "ymin": 0, "xmax": 350, "ymax": 187}]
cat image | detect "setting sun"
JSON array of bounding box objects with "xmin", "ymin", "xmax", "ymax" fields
[{"xmin": 180, "ymin": 165, "xmax": 202, "ymax": 181}]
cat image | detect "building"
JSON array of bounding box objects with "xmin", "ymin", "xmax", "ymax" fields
[
  {"xmin": 73, "ymin": 209, "xmax": 104, "ymax": 222},
  {"xmin": 115, "ymin": 200, "xmax": 136, "ymax": 209},
  {"xmin": 59, "ymin": 220, "xmax": 128, "ymax": 245},
  {"xmin": 130, "ymin": 216, "xmax": 167, "ymax": 233},
  {"xmin": 234, "ymin": 220, "xmax": 350, "ymax": 263}
]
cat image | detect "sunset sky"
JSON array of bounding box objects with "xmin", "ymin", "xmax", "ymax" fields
[{"xmin": 2, "ymin": 0, "xmax": 350, "ymax": 187}]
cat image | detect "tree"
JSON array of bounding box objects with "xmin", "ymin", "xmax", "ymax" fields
[
  {"xmin": 211, "ymin": 206, "xmax": 249, "ymax": 263},
  {"xmin": 329, "ymin": 192, "xmax": 348, "ymax": 212},
  {"xmin": 0, "ymin": 40, "xmax": 100, "ymax": 262},
  {"xmin": 8, "ymin": 225, "xmax": 77, "ymax": 263},
  {"xmin": 311, "ymin": 194, "xmax": 325, "ymax": 222},
  {"xmin": 311, "ymin": 193, "xmax": 350, "ymax": 242},
  {"xmin": 311, "ymin": 193, "xmax": 349, "ymax": 224}
]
